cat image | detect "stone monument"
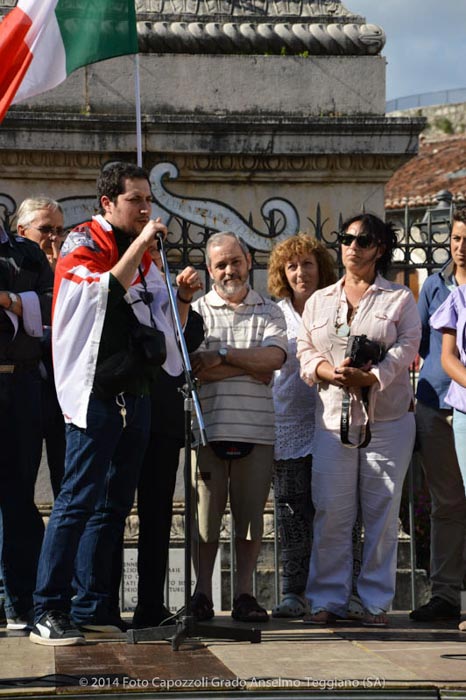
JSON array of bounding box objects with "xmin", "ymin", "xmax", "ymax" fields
[{"xmin": 0, "ymin": 0, "xmax": 424, "ymax": 253}]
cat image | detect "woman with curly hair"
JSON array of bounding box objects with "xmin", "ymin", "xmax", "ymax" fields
[{"xmin": 267, "ymin": 233, "xmax": 336, "ymax": 618}]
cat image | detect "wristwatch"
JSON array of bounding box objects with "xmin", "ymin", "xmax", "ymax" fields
[
  {"xmin": 217, "ymin": 347, "xmax": 228, "ymax": 363},
  {"xmin": 6, "ymin": 292, "xmax": 19, "ymax": 309}
]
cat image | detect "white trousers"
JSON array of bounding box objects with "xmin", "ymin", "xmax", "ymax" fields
[{"xmin": 306, "ymin": 413, "xmax": 415, "ymax": 616}]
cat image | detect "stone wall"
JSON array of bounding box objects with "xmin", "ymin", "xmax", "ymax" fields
[
  {"xmin": 0, "ymin": 1, "xmax": 424, "ymax": 239},
  {"xmin": 389, "ymin": 101, "xmax": 466, "ymax": 140}
]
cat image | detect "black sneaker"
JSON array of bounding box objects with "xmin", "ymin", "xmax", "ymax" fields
[
  {"xmin": 7, "ymin": 608, "xmax": 34, "ymax": 631},
  {"xmin": 409, "ymin": 597, "xmax": 461, "ymax": 622},
  {"xmin": 132, "ymin": 604, "xmax": 172, "ymax": 629},
  {"xmin": 77, "ymin": 617, "xmax": 129, "ymax": 634},
  {"xmin": 0, "ymin": 601, "xmax": 6, "ymax": 626},
  {"xmin": 30, "ymin": 611, "xmax": 85, "ymax": 646}
]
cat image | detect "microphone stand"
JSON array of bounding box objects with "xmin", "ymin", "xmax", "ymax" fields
[{"xmin": 127, "ymin": 234, "xmax": 261, "ymax": 650}]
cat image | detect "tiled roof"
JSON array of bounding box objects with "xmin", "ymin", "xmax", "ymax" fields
[{"xmin": 385, "ymin": 135, "xmax": 466, "ymax": 210}]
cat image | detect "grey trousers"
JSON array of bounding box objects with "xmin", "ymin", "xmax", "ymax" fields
[
  {"xmin": 416, "ymin": 401, "xmax": 466, "ymax": 607},
  {"xmin": 274, "ymin": 455, "xmax": 362, "ymax": 598},
  {"xmin": 307, "ymin": 414, "xmax": 415, "ymax": 616}
]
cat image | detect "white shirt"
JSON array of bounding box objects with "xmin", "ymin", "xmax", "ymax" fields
[{"xmin": 273, "ymin": 298, "xmax": 315, "ymax": 460}]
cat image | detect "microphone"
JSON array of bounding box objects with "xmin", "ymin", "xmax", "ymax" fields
[{"xmin": 156, "ymin": 231, "xmax": 165, "ymax": 251}]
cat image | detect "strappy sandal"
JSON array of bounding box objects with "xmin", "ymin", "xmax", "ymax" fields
[
  {"xmin": 362, "ymin": 612, "xmax": 388, "ymax": 628},
  {"xmin": 302, "ymin": 610, "xmax": 340, "ymax": 626},
  {"xmin": 231, "ymin": 594, "xmax": 269, "ymax": 623},
  {"xmin": 272, "ymin": 593, "xmax": 310, "ymax": 619},
  {"xmin": 191, "ymin": 592, "xmax": 214, "ymax": 621}
]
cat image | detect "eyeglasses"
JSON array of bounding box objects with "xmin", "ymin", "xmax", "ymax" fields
[
  {"xmin": 30, "ymin": 225, "xmax": 65, "ymax": 236},
  {"xmin": 338, "ymin": 232, "xmax": 376, "ymax": 249}
]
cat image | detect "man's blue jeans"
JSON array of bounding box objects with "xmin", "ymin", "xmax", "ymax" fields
[
  {"xmin": 33, "ymin": 393, "xmax": 150, "ymax": 624},
  {"xmin": 0, "ymin": 369, "xmax": 44, "ymax": 619}
]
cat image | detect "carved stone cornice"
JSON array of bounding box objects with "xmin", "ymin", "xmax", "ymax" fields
[
  {"xmin": 0, "ymin": 151, "xmax": 105, "ymax": 171},
  {"xmin": 0, "ymin": 2, "xmax": 383, "ymax": 55},
  {"xmin": 0, "ymin": 150, "xmax": 407, "ymax": 180},
  {"xmin": 137, "ymin": 21, "xmax": 385, "ymax": 55},
  {"xmin": 135, "ymin": 1, "xmax": 358, "ymax": 19},
  {"xmin": 0, "ymin": 0, "xmax": 360, "ymax": 18},
  {"xmin": 174, "ymin": 153, "xmax": 405, "ymax": 174},
  {"xmin": 0, "ymin": 113, "xmax": 426, "ymax": 162},
  {"xmin": 134, "ymin": 0, "xmax": 385, "ymax": 56}
]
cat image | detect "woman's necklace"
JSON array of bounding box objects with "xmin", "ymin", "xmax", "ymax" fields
[
  {"xmin": 335, "ymin": 278, "xmax": 371, "ymax": 337},
  {"xmin": 334, "ymin": 299, "xmax": 361, "ymax": 337},
  {"xmin": 348, "ymin": 303, "xmax": 359, "ymax": 325},
  {"xmin": 335, "ymin": 304, "xmax": 350, "ymax": 338}
]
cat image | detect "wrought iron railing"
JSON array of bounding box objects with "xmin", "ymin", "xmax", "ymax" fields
[{"xmin": 2, "ymin": 185, "xmax": 455, "ymax": 613}]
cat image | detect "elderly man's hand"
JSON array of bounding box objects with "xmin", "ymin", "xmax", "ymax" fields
[
  {"xmin": 190, "ymin": 350, "xmax": 221, "ymax": 374},
  {"xmin": 250, "ymin": 371, "xmax": 274, "ymax": 385},
  {"xmin": 176, "ymin": 266, "xmax": 203, "ymax": 302}
]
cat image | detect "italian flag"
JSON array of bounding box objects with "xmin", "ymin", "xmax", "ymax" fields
[{"xmin": 0, "ymin": 0, "xmax": 138, "ymax": 122}]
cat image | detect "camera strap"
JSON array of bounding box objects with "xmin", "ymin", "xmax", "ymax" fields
[
  {"xmin": 340, "ymin": 387, "xmax": 371, "ymax": 449},
  {"xmin": 137, "ymin": 264, "xmax": 158, "ymax": 329}
]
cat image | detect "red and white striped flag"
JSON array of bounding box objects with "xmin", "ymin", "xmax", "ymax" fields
[{"xmin": 0, "ymin": 0, "xmax": 138, "ymax": 123}]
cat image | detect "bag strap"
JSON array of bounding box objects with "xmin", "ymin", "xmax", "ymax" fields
[
  {"xmin": 340, "ymin": 387, "xmax": 371, "ymax": 449},
  {"xmin": 125, "ymin": 264, "xmax": 158, "ymax": 330}
]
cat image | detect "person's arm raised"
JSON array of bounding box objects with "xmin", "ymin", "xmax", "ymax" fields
[{"xmin": 110, "ymin": 219, "xmax": 167, "ymax": 291}]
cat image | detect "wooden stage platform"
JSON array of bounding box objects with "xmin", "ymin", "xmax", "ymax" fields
[{"xmin": 2, "ymin": 613, "xmax": 466, "ymax": 699}]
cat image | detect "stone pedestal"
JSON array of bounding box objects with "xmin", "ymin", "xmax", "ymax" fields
[{"xmin": 0, "ymin": 0, "xmax": 424, "ymax": 241}]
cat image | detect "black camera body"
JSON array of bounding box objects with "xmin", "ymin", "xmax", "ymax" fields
[
  {"xmin": 131, "ymin": 323, "xmax": 166, "ymax": 367},
  {"xmin": 345, "ymin": 334, "xmax": 385, "ymax": 368}
]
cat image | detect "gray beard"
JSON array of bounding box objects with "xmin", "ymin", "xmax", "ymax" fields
[{"xmin": 215, "ymin": 279, "xmax": 249, "ymax": 298}]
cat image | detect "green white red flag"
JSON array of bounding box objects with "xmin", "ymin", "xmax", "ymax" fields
[{"xmin": 0, "ymin": 0, "xmax": 138, "ymax": 123}]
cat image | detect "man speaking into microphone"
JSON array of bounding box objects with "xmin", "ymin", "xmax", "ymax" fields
[{"xmin": 30, "ymin": 162, "xmax": 198, "ymax": 646}]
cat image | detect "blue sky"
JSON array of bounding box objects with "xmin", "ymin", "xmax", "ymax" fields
[{"xmin": 346, "ymin": 0, "xmax": 466, "ymax": 102}]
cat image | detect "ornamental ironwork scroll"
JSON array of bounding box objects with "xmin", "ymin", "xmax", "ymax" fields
[
  {"xmin": 0, "ymin": 185, "xmax": 454, "ymax": 290},
  {"xmin": 0, "ymin": 194, "xmax": 16, "ymax": 231},
  {"xmin": 149, "ymin": 161, "xmax": 300, "ymax": 253}
]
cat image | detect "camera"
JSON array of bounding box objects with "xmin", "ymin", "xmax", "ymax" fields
[{"xmin": 345, "ymin": 334, "xmax": 385, "ymax": 368}]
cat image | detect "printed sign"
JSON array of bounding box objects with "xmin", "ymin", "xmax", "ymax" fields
[{"xmin": 121, "ymin": 547, "xmax": 222, "ymax": 613}]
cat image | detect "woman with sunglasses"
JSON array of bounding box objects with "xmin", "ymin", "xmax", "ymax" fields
[{"xmin": 297, "ymin": 213, "xmax": 421, "ymax": 627}]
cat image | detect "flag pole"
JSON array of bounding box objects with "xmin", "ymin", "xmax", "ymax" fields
[{"xmin": 134, "ymin": 53, "xmax": 143, "ymax": 167}]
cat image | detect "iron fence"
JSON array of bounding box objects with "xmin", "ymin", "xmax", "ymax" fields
[
  {"xmin": 386, "ymin": 87, "xmax": 466, "ymax": 113},
  {"xmin": 1, "ymin": 187, "xmax": 455, "ymax": 613}
]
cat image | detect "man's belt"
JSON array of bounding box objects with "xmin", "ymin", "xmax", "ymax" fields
[{"xmin": 0, "ymin": 360, "xmax": 39, "ymax": 373}]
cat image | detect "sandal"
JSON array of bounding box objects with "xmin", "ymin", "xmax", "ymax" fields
[
  {"xmin": 231, "ymin": 594, "xmax": 269, "ymax": 623},
  {"xmin": 362, "ymin": 612, "xmax": 388, "ymax": 628},
  {"xmin": 191, "ymin": 592, "xmax": 214, "ymax": 621},
  {"xmin": 272, "ymin": 593, "xmax": 310, "ymax": 619},
  {"xmin": 302, "ymin": 610, "xmax": 340, "ymax": 626},
  {"xmin": 346, "ymin": 594, "xmax": 365, "ymax": 621}
]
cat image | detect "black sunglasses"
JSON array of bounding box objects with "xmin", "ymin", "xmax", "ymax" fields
[{"xmin": 338, "ymin": 232, "xmax": 376, "ymax": 249}]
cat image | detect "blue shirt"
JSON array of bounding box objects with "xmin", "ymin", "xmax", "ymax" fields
[{"xmin": 416, "ymin": 262, "xmax": 456, "ymax": 409}]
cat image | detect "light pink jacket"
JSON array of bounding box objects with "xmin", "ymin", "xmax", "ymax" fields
[{"xmin": 297, "ymin": 274, "xmax": 421, "ymax": 430}]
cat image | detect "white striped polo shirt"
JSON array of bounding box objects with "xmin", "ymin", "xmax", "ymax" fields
[{"xmin": 192, "ymin": 287, "xmax": 287, "ymax": 444}]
